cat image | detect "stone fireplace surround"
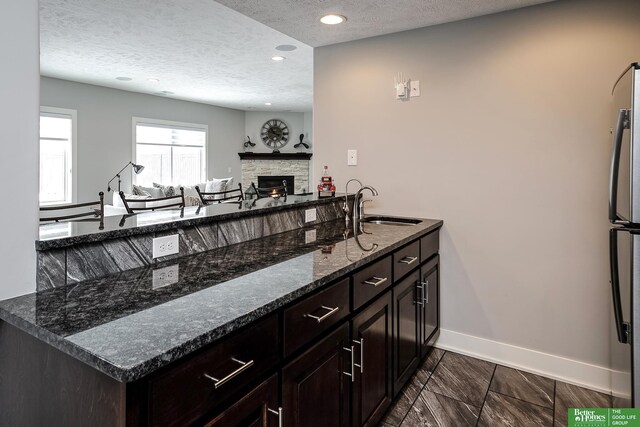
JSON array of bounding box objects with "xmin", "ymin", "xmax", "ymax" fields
[{"xmin": 241, "ymin": 158, "xmax": 310, "ymax": 195}]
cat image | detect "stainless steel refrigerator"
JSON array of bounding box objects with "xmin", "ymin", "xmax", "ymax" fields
[{"xmin": 609, "ymin": 62, "xmax": 640, "ymax": 408}]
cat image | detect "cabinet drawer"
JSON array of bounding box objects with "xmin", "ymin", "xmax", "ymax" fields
[
  {"xmin": 149, "ymin": 314, "xmax": 279, "ymax": 427},
  {"xmin": 284, "ymin": 278, "xmax": 350, "ymax": 356},
  {"xmin": 353, "ymin": 256, "xmax": 392, "ymax": 310},
  {"xmin": 393, "ymin": 240, "xmax": 420, "ymax": 282},
  {"xmin": 420, "ymin": 231, "xmax": 439, "ymax": 262}
]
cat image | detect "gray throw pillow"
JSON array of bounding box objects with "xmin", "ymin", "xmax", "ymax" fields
[
  {"xmin": 153, "ymin": 183, "xmax": 176, "ymax": 198},
  {"xmin": 132, "ymin": 185, "xmax": 151, "ymax": 197},
  {"xmin": 133, "ymin": 184, "xmax": 166, "ymax": 198}
]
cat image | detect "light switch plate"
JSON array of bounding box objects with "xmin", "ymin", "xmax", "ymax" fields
[
  {"xmin": 305, "ymin": 208, "xmax": 317, "ymax": 223},
  {"xmin": 348, "ymin": 149, "xmax": 358, "ymax": 166},
  {"xmin": 153, "ymin": 265, "xmax": 179, "ymax": 289},
  {"xmin": 410, "ymin": 80, "xmax": 420, "ymax": 97},
  {"xmin": 152, "ymin": 234, "xmax": 179, "ymax": 259}
]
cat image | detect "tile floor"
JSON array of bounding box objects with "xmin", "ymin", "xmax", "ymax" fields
[{"xmin": 379, "ymin": 349, "xmax": 612, "ymax": 427}]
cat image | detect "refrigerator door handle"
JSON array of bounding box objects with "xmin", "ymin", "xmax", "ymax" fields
[
  {"xmin": 609, "ymin": 108, "xmax": 631, "ymax": 225},
  {"xmin": 610, "ymin": 228, "xmax": 631, "ymax": 344}
]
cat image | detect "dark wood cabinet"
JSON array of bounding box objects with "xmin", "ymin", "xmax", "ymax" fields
[
  {"xmin": 282, "ymin": 323, "xmax": 351, "ymax": 427},
  {"xmin": 149, "ymin": 314, "xmax": 279, "ymax": 427},
  {"xmin": 420, "ymin": 230, "xmax": 439, "ymax": 263},
  {"xmin": 351, "ymin": 291, "xmax": 392, "ymax": 427},
  {"xmin": 352, "ymin": 256, "xmax": 392, "ymax": 310},
  {"xmin": 392, "ymin": 270, "xmax": 420, "ymax": 396},
  {"xmin": 420, "ymin": 255, "xmax": 440, "ymax": 358},
  {"xmin": 393, "ymin": 241, "xmax": 420, "ymax": 282},
  {"xmin": 203, "ymin": 374, "xmax": 280, "ymax": 427},
  {"xmin": 1, "ymin": 227, "xmax": 441, "ymax": 427},
  {"xmin": 284, "ymin": 278, "xmax": 350, "ymax": 357}
]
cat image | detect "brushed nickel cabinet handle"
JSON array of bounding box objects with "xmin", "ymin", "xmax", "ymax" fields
[
  {"xmin": 204, "ymin": 357, "xmax": 254, "ymax": 389},
  {"xmin": 354, "ymin": 338, "xmax": 364, "ymax": 373},
  {"xmin": 363, "ymin": 276, "xmax": 387, "ymax": 287},
  {"xmin": 343, "ymin": 345, "xmax": 355, "ymax": 382},
  {"xmin": 399, "ymin": 256, "xmax": 418, "ymax": 265},
  {"xmin": 415, "ymin": 281, "xmax": 424, "ymax": 306},
  {"xmin": 304, "ymin": 305, "xmax": 340, "ymax": 323},
  {"xmin": 268, "ymin": 407, "xmax": 283, "ymax": 427},
  {"xmin": 421, "ymin": 280, "xmax": 429, "ymax": 304}
]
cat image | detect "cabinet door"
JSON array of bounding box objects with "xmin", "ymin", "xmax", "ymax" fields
[
  {"xmin": 203, "ymin": 374, "xmax": 280, "ymax": 427},
  {"xmin": 282, "ymin": 323, "xmax": 350, "ymax": 427},
  {"xmin": 420, "ymin": 256, "xmax": 440, "ymax": 358},
  {"xmin": 392, "ymin": 270, "xmax": 420, "ymax": 396},
  {"xmin": 352, "ymin": 291, "xmax": 392, "ymax": 427}
]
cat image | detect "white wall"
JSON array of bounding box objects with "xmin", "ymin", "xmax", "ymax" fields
[
  {"xmin": 244, "ymin": 111, "xmax": 309, "ymax": 153},
  {"xmin": 40, "ymin": 77, "xmax": 246, "ymax": 203},
  {"xmin": 314, "ymin": 0, "xmax": 640, "ymax": 390},
  {"xmin": 0, "ymin": 1, "xmax": 39, "ymax": 299}
]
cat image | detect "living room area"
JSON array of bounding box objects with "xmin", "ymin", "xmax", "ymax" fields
[{"xmin": 38, "ymin": 0, "xmax": 314, "ymax": 217}]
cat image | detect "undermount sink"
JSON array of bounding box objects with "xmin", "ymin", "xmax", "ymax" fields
[{"xmin": 362, "ymin": 216, "xmax": 422, "ymax": 226}]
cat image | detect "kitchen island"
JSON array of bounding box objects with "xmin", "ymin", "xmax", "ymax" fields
[{"xmin": 0, "ymin": 215, "xmax": 442, "ymax": 426}]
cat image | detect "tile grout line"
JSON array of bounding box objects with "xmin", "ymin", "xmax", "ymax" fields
[
  {"xmin": 396, "ymin": 350, "xmax": 447, "ymax": 427},
  {"xmin": 475, "ymin": 364, "xmax": 497, "ymax": 427}
]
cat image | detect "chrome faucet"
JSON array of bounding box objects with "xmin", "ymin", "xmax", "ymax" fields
[
  {"xmin": 353, "ymin": 185, "xmax": 378, "ymax": 223},
  {"xmin": 343, "ymin": 178, "xmax": 363, "ymax": 218}
]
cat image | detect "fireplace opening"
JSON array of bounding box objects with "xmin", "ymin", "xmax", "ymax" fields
[{"xmin": 258, "ymin": 175, "xmax": 295, "ymax": 194}]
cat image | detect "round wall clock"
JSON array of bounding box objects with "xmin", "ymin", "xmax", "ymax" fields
[{"xmin": 260, "ymin": 119, "xmax": 289, "ymax": 151}]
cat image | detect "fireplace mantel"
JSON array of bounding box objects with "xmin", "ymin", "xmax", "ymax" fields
[{"xmin": 238, "ymin": 152, "xmax": 313, "ymax": 160}]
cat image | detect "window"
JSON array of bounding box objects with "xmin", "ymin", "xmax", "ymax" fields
[
  {"xmin": 40, "ymin": 107, "xmax": 76, "ymax": 205},
  {"xmin": 133, "ymin": 117, "xmax": 207, "ymax": 186}
]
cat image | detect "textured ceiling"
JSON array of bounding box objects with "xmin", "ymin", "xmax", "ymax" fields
[
  {"xmin": 40, "ymin": 0, "xmax": 313, "ymax": 112},
  {"xmin": 215, "ymin": 0, "xmax": 556, "ymax": 47}
]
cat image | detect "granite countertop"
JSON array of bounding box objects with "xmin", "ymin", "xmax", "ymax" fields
[
  {"xmin": 2, "ymin": 217, "xmax": 443, "ymax": 382},
  {"xmin": 37, "ymin": 194, "xmax": 349, "ymax": 251}
]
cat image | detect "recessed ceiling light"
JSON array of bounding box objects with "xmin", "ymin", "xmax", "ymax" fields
[
  {"xmin": 116, "ymin": 76, "xmax": 132, "ymax": 81},
  {"xmin": 275, "ymin": 44, "xmax": 297, "ymax": 52},
  {"xmin": 271, "ymin": 56, "xmax": 286, "ymax": 61},
  {"xmin": 320, "ymin": 14, "xmax": 346, "ymax": 25},
  {"xmin": 147, "ymin": 78, "xmax": 160, "ymax": 83},
  {"xmin": 265, "ymin": 102, "xmax": 272, "ymax": 106}
]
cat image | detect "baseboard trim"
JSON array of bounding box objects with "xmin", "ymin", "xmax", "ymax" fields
[{"xmin": 434, "ymin": 328, "xmax": 616, "ymax": 395}]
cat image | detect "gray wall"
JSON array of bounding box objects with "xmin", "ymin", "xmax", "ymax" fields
[
  {"xmin": 314, "ymin": 0, "xmax": 640, "ymax": 390},
  {"xmin": 40, "ymin": 77, "xmax": 246, "ymax": 203},
  {"xmin": 0, "ymin": 0, "xmax": 39, "ymax": 299},
  {"xmin": 244, "ymin": 111, "xmax": 309, "ymax": 153}
]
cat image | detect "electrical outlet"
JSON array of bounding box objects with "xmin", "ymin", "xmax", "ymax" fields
[
  {"xmin": 152, "ymin": 264, "xmax": 179, "ymax": 289},
  {"xmin": 305, "ymin": 229, "xmax": 317, "ymax": 244},
  {"xmin": 305, "ymin": 208, "xmax": 317, "ymax": 223},
  {"xmin": 348, "ymin": 149, "xmax": 358, "ymax": 166},
  {"xmin": 410, "ymin": 80, "xmax": 420, "ymax": 97},
  {"xmin": 153, "ymin": 234, "xmax": 179, "ymax": 258}
]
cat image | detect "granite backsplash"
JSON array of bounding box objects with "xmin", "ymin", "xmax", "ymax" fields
[{"xmin": 37, "ymin": 198, "xmax": 351, "ymax": 290}]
